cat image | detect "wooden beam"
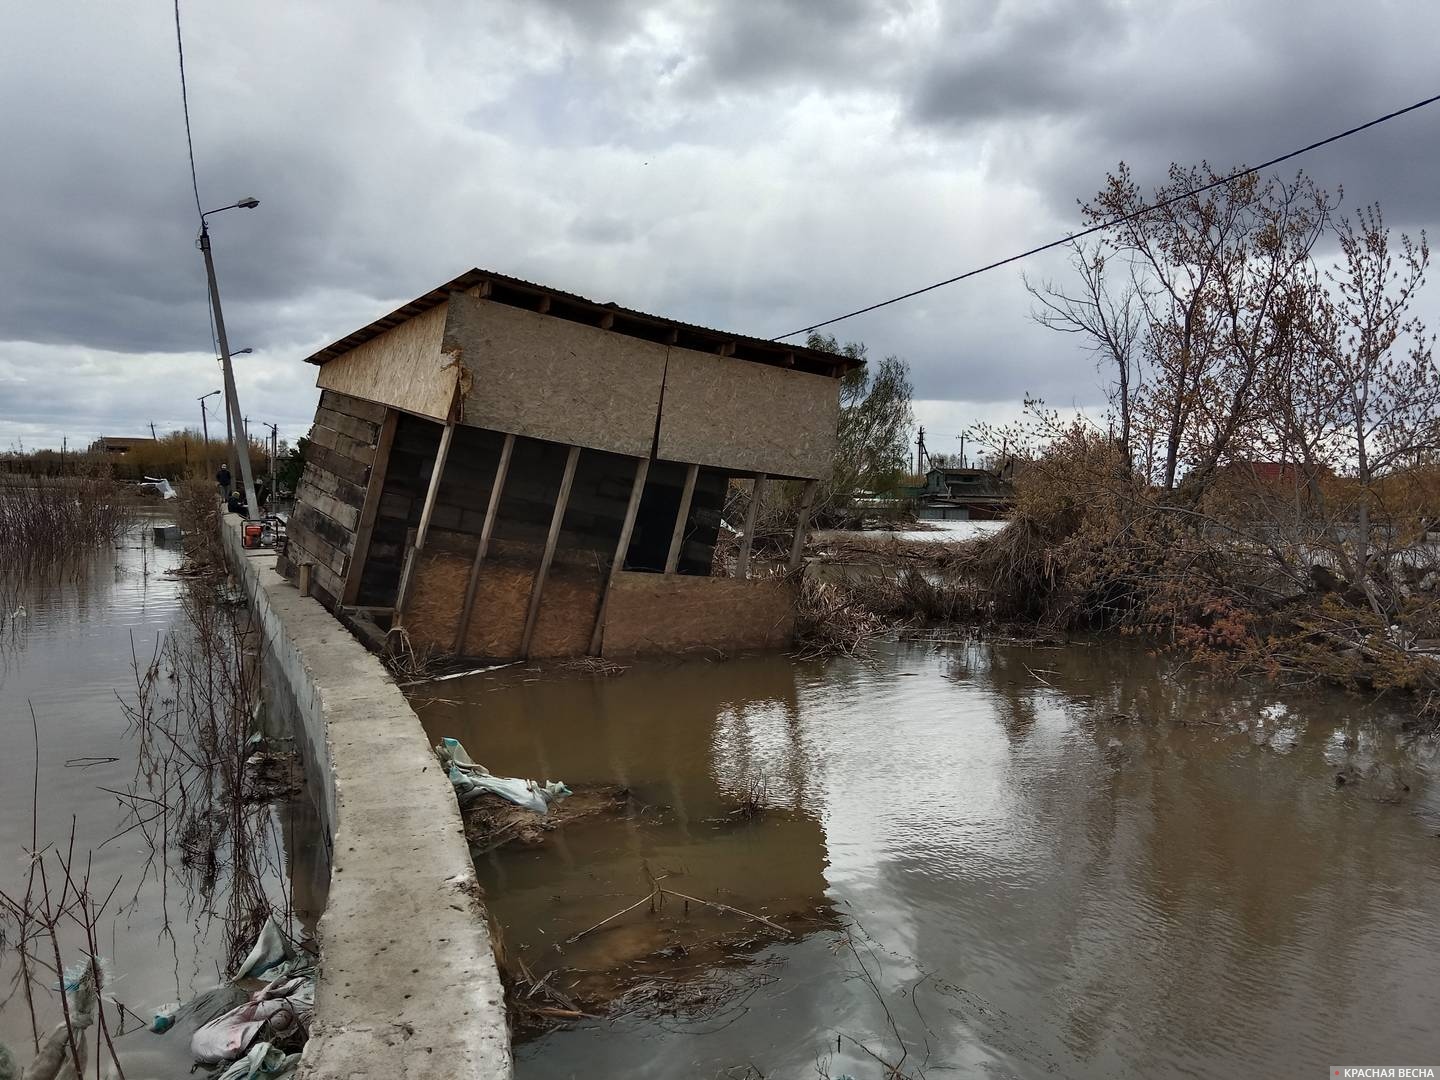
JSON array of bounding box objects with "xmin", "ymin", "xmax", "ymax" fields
[
  {"xmin": 519, "ymin": 444, "xmax": 581, "ymax": 658},
  {"xmin": 665, "ymin": 463, "xmax": 700, "ymax": 575},
  {"xmin": 588, "ymin": 455, "xmax": 650, "ymax": 655},
  {"xmin": 735, "ymin": 473, "xmax": 767, "ymax": 580},
  {"xmin": 340, "ymin": 408, "xmax": 398, "ymax": 607},
  {"xmin": 536, "ymin": 295, "xmax": 551, "ymax": 314},
  {"xmin": 452, "ymin": 432, "xmax": 515, "ymax": 653},
  {"xmin": 717, "ymin": 341, "xmax": 736, "ymax": 357},
  {"xmin": 598, "ymin": 312, "xmax": 615, "ymax": 330},
  {"xmin": 787, "ymin": 479, "xmax": 819, "ymax": 572},
  {"xmin": 394, "ymin": 419, "xmax": 455, "ymax": 619}
]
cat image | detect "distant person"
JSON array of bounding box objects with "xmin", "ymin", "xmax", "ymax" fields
[{"xmin": 216, "ymin": 464, "xmax": 231, "ymax": 500}]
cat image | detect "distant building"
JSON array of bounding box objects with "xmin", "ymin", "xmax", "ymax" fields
[
  {"xmin": 280, "ymin": 267, "xmax": 862, "ymax": 660},
  {"xmin": 93, "ymin": 436, "xmax": 156, "ymax": 455},
  {"xmin": 916, "ymin": 465, "xmax": 1014, "ymax": 520}
]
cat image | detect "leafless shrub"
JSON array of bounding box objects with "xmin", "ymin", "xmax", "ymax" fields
[{"xmin": 0, "ymin": 471, "xmax": 133, "ymax": 565}]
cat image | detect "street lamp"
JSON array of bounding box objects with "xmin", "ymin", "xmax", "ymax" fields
[
  {"xmin": 198, "ymin": 389, "xmax": 221, "ymax": 479},
  {"xmin": 199, "ymin": 197, "xmax": 261, "ymax": 519}
]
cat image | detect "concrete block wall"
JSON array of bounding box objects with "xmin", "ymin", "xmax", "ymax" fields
[{"xmin": 222, "ymin": 514, "xmax": 512, "ymax": 1078}]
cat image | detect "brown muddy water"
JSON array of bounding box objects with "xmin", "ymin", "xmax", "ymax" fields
[
  {"xmin": 413, "ymin": 638, "xmax": 1440, "ymax": 1079},
  {"xmin": 0, "ymin": 511, "xmax": 321, "ymax": 1076}
]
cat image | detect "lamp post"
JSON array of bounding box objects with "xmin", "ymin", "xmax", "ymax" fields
[
  {"xmin": 199, "ymin": 197, "xmax": 260, "ymax": 519},
  {"xmin": 217, "ymin": 347, "xmax": 252, "ymax": 455},
  {"xmin": 198, "ymin": 389, "xmax": 221, "ymax": 479}
]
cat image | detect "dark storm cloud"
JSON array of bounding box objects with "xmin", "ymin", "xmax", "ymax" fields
[{"xmin": 1, "ymin": 0, "xmax": 1436, "ymax": 449}]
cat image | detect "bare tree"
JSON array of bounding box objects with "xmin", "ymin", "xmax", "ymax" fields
[{"xmin": 1025, "ymin": 241, "xmax": 1142, "ymax": 471}]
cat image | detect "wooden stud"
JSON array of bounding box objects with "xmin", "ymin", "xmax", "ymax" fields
[
  {"xmin": 297, "ymin": 563, "xmax": 313, "ymax": 598},
  {"xmin": 665, "ymin": 463, "xmax": 700, "ymax": 575},
  {"xmin": 519, "ymin": 444, "xmax": 581, "ymax": 658},
  {"xmin": 599, "ymin": 312, "xmax": 615, "ymax": 330},
  {"xmin": 787, "ymin": 479, "xmax": 819, "ymax": 571},
  {"xmin": 453, "ymin": 433, "xmax": 516, "ymax": 653},
  {"xmin": 536, "ymin": 295, "xmax": 551, "ymax": 314},
  {"xmin": 395, "ymin": 419, "xmax": 455, "ymax": 619},
  {"xmin": 340, "ymin": 408, "xmax": 398, "ymax": 607},
  {"xmin": 717, "ymin": 341, "xmax": 736, "ymax": 357},
  {"xmin": 735, "ymin": 473, "xmax": 767, "ymax": 580},
  {"xmin": 477, "ymin": 280, "xmax": 493, "ymax": 298},
  {"xmin": 588, "ymin": 455, "xmax": 651, "ymax": 655}
]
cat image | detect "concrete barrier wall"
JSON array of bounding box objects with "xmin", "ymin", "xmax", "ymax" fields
[{"xmin": 222, "ymin": 515, "xmax": 512, "ymax": 1078}]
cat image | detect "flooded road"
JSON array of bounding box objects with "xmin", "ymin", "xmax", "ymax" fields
[
  {"xmin": 0, "ymin": 513, "xmax": 319, "ymax": 1075},
  {"xmin": 414, "ymin": 638, "xmax": 1440, "ymax": 1078}
]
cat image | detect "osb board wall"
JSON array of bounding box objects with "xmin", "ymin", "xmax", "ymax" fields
[
  {"xmin": 283, "ymin": 391, "xmax": 384, "ymax": 611},
  {"xmin": 402, "ymin": 533, "xmax": 604, "ymax": 659},
  {"xmin": 316, "ymin": 302, "xmax": 454, "ymax": 421},
  {"xmin": 444, "ymin": 291, "xmax": 667, "ymax": 457},
  {"xmin": 600, "ymin": 572, "xmax": 797, "ymax": 657},
  {"xmin": 657, "ymin": 350, "xmax": 839, "ymax": 480}
]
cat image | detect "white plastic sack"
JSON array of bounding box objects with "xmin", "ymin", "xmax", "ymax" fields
[
  {"xmin": 191, "ymin": 976, "xmax": 314, "ymax": 1064},
  {"xmin": 215, "ymin": 1042, "xmax": 301, "ymax": 1080},
  {"xmin": 439, "ymin": 737, "xmax": 570, "ymax": 816}
]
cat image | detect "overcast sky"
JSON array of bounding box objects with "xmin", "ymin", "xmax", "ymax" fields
[{"xmin": 2, "ymin": 1, "xmax": 1437, "ymax": 454}]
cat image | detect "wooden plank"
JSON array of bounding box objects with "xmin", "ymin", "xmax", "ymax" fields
[
  {"xmin": 664, "ymin": 463, "xmax": 700, "ymax": 574},
  {"xmin": 288, "ymin": 518, "xmax": 348, "ymax": 579},
  {"xmin": 788, "ymin": 479, "xmax": 819, "ymax": 571},
  {"xmin": 453, "ymin": 432, "xmax": 515, "ymax": 652},
  {"xmin": 319, "ymin": 389, "xmax": 387, "ymax": 424},
  {"xmin": 304, "ymin": 442, "xmax": 371, "ymax": 487},
  {"xmin": 396, "ymin": 419, "xmax": 456, "ymax": 618},
  {"xmin": 588, "ymin": 455, "xmax": 650, "ymax": 655},
  {"xmin": 314, "ymin": 406, "xmax": 381, "ymax": 446},
  {"xmin": 307, "ymin": 422, "xmax": 375, "ymax": 464},
  {"xmin": 342, "ymin": 409, "xmax": 398, "ymax": 607},
  {"xmin": 520, "ymin": 444, "xmax": 581, "ymax": 658},
  {"xmin": 735, "ymin": 473, "xmax": 766, "ymax": 580},
  {"xmin": 295, "ymin": 463, "xmax": 368, "ymax": 511}
]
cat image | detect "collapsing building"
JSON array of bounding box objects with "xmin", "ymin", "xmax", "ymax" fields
[{"xmin": 279, "ymin": 269, "xmax": 861, "ymax": 659}]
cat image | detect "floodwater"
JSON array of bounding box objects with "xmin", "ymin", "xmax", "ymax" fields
[
  {"xmin": 0, "ymin": 511, "xmax": 320, "ymax": 1075},
  {"xmin": 413, "ymin": 638, "xmax": 1440, "ymax": 1078}
]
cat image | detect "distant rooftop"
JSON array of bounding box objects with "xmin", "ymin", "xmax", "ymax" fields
[{"xmin": 302, "ymin": 267, "xmax": 864, "ymax": 379}]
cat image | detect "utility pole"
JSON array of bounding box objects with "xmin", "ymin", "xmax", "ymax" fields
[
  {"xmin": 266, "ymin": 422, "xmax": 279, "ymax": 502},
  {"xmin": 198, "ymin": 390, "xmax": 220, "ymax": 481},
  {"xmin": 916, "ymin": 426, "xmax": 926, "ymax": 477},
  {"xmin": 959, "ymin": 432, "xmax": 966, "ymax": 469},
  {"xmin": 149, "ymin": 421, "xmax": 158, "ymax": 440},
  {"xmin": 199, "ymin": 207, "xmax": 259, "ymax": 519}
]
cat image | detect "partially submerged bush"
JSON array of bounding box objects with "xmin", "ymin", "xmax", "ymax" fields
[{"xmin": 0, "ymin": 471, "xmax": 132, "ymax": 564}]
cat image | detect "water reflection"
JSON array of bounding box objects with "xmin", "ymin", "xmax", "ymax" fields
[{"xmin": 414, "ymin": 638, "xmax": 1440, "ymax": 1078}]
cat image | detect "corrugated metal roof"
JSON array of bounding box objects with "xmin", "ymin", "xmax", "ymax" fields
[{"xmin": 301, "ymin": 267, "xmax": 862, "ymax": 378}]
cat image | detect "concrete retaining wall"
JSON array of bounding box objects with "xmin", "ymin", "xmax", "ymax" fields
[{"xmin": 222, "ymin": 515, "xmax": 512, "ymax": 1078}]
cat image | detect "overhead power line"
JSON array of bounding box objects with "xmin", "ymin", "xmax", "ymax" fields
[
  {"xmin": 173, "ymin": 0, "xmax": 204, "ymax": 221},
  {"xmin": 775, "ymin": 90, "xmax": 1440, "ymax": 341}
]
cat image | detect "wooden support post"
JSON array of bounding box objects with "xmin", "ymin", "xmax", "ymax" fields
[
  {"xmin": 788, "ymin": 479, "xmax": 819, "ymax": 572},
  {"xmin": 341, "ymin": 408, "xmax": 398, "ymax": 607},
  {"xmin": 735, "ymin": 473, "xmax": 767, "ymax": 580},
  {"xmin": 665, "ymin": 463, "xmax": 700, "ymax": 575},
  {"xmin": 519, "ymin": 444, "xmax": 581, "ymax": 658},
  {"xmin": 588, "ymin": 455, "xmax": 650, "ymax": 655},
  {"xmin": 395, "ymin": 419, "xmax": 455, "ymax": 619},
  {"xmin": 453, "ymin": 433, "xmax": 515, "ymax": 653},
  {"xmin": 297, "ymin": 563, "xmax": 312, "ymax": 598}
]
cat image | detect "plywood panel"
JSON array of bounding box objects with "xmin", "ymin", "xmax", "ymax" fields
[
  {"xmin": 444, "ymin": 291, "xmax": 666, "ymax": 457},
  {"xmin": 657, "ymin": 350, "xmax": 839, "ymax": 480},
  {"xmin": 316, "ymin": 302, "xmax": 453, "ymax": 420},
  {"xmin": 600, "ymin": 572, "xmax": 796, "ymax": 657},
  {"xmin": 403, "ymin": 537, "xmax": 604, "ymax": 659}
]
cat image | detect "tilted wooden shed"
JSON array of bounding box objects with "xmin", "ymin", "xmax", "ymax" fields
[{"xmin": 279, "ymin": 268, "xmax": 860, "ymax": 659}]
